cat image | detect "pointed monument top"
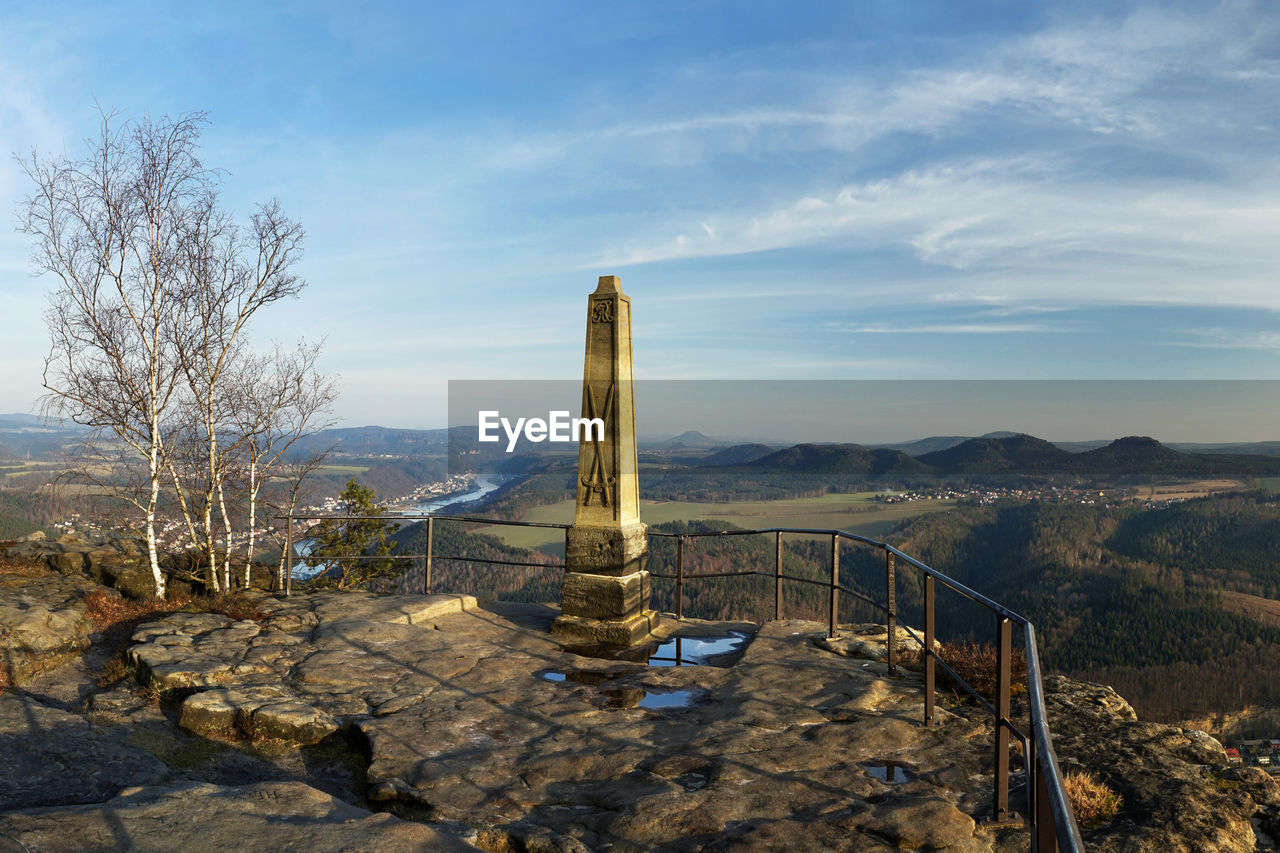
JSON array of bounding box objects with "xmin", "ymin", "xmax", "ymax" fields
[{"xmin": 594, "ymin": 275, "xmax": 624, "ymax": 295}]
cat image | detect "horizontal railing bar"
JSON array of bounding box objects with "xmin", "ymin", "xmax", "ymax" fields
[
  {"xmin": 302, "ymin": 554, "xmax": 417, "ymax": 561},
  {"xmin": 882, "ymin": 544, "xmax": 1028, "ymax": 625},
  {"xmin": 649, "ymin": 570, "xmax": 767, "ymax": 580},
  {"xmin": 835, "ymin": 583, "xmax": 886, "ymax": 613},
  {"xmin": 283, "ymin": 514, "xmax": 1019, "ymax": 623},
  {"xmin": 276, "ymin": 513, "xmax": 572, "ymax": 530},
  {"xmin": 416, "ymin": 514, "xmax": 573, "ymax": 530},
  {"xmin": 302, "ymin": 553, "xmax": 561, "ymax": 569},
  {"xmin": 429, "ymin": 555, "xmax": 564, "ymax": 569},
  {"xmin": 778, "ymin": 573, "xmax": 836, "ymax": 589},
  {"xmin": 929, "ymin": 651, "xmax": 999, "ymax": 718},
  {"xmin": 1004, "ymin": 718, "xmax": 1030, "ymax": 746},
  {"xmin": 648, "ymin": 528, "xmax": 774, "ymax": 539},
  {"xmin": 651, "ymin": 525, "xmax": 880, "ymax": 543},
  {"xmin": 639, "ymin": 522, "xmax": 1031, "ymax": 624}
]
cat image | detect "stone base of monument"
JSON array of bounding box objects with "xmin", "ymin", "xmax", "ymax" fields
[
  {"xmin": 563, "ymin": 523, "xmax": 648, "ymax": 577},
  {"xmin": 552, "ymin": 569, "xmax": 658, "ymax": 645},
  {"xmin": 551, "ymin": 609, "xmax": 659, "ymax": 646}
]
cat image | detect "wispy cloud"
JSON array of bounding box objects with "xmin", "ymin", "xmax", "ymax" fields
[
  {"xmin": 598, "ymin": 155, "xmax": 1280, "ymax": 307},
  {"xmin": 832, "ymin": 322, "xmax": 1061, "ymax": 335},
  {"xmin": 1172, "ymin": 329, "xmax": 1280, "ymax": 352}
]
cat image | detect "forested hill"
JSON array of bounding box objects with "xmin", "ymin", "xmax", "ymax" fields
[
  {"xmin": 885, "ymin": 489, "xmax": 1280, "ymax": 721},
  {"xmin": 915, "ymin": 433, "xmax": 1072, "ymax": 472},
  {"xmin": 739, "ymin": 444, "xmax": 932, "ymax": 476},
  {"xmin": 732, "ymin": 433, "xmax": 1280, "ymax": 477}
]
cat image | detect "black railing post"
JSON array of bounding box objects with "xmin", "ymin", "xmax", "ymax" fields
[
  {"xmin": 676, "ymin": 535, "xmax": 686, "ymax": 620},
  {"xmin": 885, "ymin": 549, "xmax": 897, "ymax": 675},
  {"xmin": 994, "ymin": 615, "xmax": 1013, "ymax": 823},
  {"xmin": 828, "ymin": 534, "xmax": 840, "ymax": 639},
  {"xmin": 284, "ymin": 517, "xmax": 293, "ymax": 598},
  {"xmin": 774, "ymin": 531, "xmax": 783, "ymax": 620},
  {"xmin": 924, "ymin": 573, "xmax": 936, "ymax": 726},
  {"xmin": 425, "ymin": 516, "xmax": 434, "ymax": 595}
]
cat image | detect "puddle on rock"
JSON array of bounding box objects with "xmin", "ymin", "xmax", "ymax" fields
[
  {"xmin": 565, "ymin": 630, "xmax": 754, "ymax": 668},
  {"xmin": 561, "ymin": 643, "xmax": 653, "ymax": 663},
  {"xmin": 637, "ymin": 688, "xmax": 698, "ymax": 709},
  {"xmin": 862, "ymin": 760, "xmax": 915, "ymax": 784},
  {"xmin": 599, "ymin": 686, "xmax": 699, "ymax": 710},
  {"xmin": 535, "ymin": 665, "xmax": 645, "ymax": 685},
  {"xmin": 647, "ymin": 631, "xmax": 752, "ymax": 667}
]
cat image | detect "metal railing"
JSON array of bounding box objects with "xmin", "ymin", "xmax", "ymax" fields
[
  {"xmin": 280, "ymin": 513, "xmax": 1083, "ymax": 852},
  {"xmin": 280, "ymin": 513, "xmax": 570, "ymax": 597},
  {"xmin": 648, "ymin": 526, "xmax": 1083, "ymax": 852}
]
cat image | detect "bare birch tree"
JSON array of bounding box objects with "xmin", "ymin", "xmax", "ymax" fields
[
  {"xmin": 231, "ymin": 341, "xmax": 336, "ymax": 589},
  {"xmin": 20, "ymin": 111, "xmax": 213, "ymax": 597},
  {"xmin": 169, "ymin": 193, "xmax": 305, "ymax": 591},
  {"xmin": 19, "ymin": 109, "xmax": 328, "ymax": 598}
]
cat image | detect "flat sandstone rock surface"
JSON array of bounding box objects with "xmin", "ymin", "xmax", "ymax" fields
[
  {"xmin": 0, "ymin": 692, "xmax": 169, "ymax": 810},
  {"xmin": 0, "ymin": 781, "xmax": 478, "ymax": 853},
  {"xmin": 110, "ymin": 592, "xmax": 1019, "ymax": 852},
  {"xmin": 1, "ymin": 578, "xmax": 1261, "ymax": 851}
]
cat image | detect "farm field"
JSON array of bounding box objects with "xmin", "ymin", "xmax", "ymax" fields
[
  {"xmin": 1131, "ymin": 478, "xmax": 1248, "ymax": 501},
  {"xmin": 316, "ymin": 464, "xmax": 371, "ymax": 475},
  {"xmin": 466, "ymin": 491, "xmax": 958, "ymax": 553}
]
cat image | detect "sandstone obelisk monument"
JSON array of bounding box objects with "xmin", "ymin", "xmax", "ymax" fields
[{"xmin": 552, "ymin": 276, "xmax": 656, "ymax": 645}]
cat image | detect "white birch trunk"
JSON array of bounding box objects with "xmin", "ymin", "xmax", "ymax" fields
[
  {"xmin": 147, "ymin": 403, "xmax": 166, "ymax": 598},
  {"xmin": 217, "ymin": 478, "xmax": 233, "ymax": 590},
  {"xmin": 244, "ymin": 457, "xmax": 258, "ymax": 589}
]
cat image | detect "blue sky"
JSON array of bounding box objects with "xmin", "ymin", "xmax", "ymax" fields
[{"xmin": 3, "ymin": 1, "xmax": 1280, "ymax": 438}]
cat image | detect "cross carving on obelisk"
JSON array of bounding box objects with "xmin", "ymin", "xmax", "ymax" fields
[
  {"xmin": 579, "ymin": 383, "xmax": 616, "ymax": 509},
  {"xmin": 552, "ymin": 276, "xmax": 656, "ymax": 646}
]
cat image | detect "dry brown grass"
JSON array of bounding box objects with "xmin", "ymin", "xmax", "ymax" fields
[
  {"xmin": 896, "ymin": 640, "xmax": 1029, "ymax": 699},
  {"xmin": 83, "ymin": 588, "xmax": 266, "ymax": 632},
  {"xmin": 1064, "ymin": 769, "xmax": 1123, "ymax": 825},
  {"xmin": 94, "ymin": 654, "xmax": 130, "ymax": 689},
  {"xmin": 938, "ymin": 641, "xmax": 1029, "ymax": 698},
  {"xmin": 83, "ymin": 588, "xmax": 184, "ymax": 632},
  {"xmin": 84, "ymin": 588, "xmax": 267, "ymax": 688},
  {"xmin": 0, "ymin": 546, "xmax": 51, "ymax": 580}
]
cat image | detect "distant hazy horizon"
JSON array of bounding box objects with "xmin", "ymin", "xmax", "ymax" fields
[
  {"xmin": 7, "ymin": 375, "xmax": 1280, "ymax": 447},
  {"xmin": 445, "ymin": 380, "xmax": 1280, "ymax": 446}
]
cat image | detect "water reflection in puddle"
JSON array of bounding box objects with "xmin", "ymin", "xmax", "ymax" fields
[
  {"xmin": 862, "ymin": 761, "xmax": 914, "ymax": 784},
  {"xmin": 638, "ymin": 689, "xmax": 697, "ymax": 709},
  {"xmin": 564, "ymin": 630, "xmax": 753, "ymax": 667},
  {"xmin": 548, "ymin": 630, "xmax": 748, "ymax": 711},
  {"xmin": 648, "ymin": 632, "xmax": 752, "ymax": 667},
  {"xmin": 598, "ymin": 686, "xmax": 699, "ymax": 710},
  {"xmin": 534, "ymin": 668, "xmax": 630, "ymax": 685}
]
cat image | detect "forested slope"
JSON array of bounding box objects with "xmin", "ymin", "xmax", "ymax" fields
[{"xmin": 886, "ymin": 491, "xmax": 1280, "ymax": 721}]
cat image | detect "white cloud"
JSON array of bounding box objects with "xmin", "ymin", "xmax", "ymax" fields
[
  {"xmin": 832, "ymin": 322, "xmax": 1060, "ymax": 335},
  {"xmin": 599, "ymin": 151, "xmax": 1280, "ymax": 308},
  {"xmin": 1173, "ymin": 329, "xmax": 1280, "ymax": 352}
]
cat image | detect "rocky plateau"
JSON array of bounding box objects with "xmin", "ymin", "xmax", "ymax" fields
[{"xmin": 0, "ymin": 538, "xmax": 1274, "ymax": 851}]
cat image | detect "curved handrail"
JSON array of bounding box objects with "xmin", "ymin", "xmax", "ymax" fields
[
  {"xmin": 282, "ymin": 512, "xmax": 1084, "ymax": 851},
  {"xmin": 649, "ymin": 524, "xmax": 1084, "ymax": 852}
]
